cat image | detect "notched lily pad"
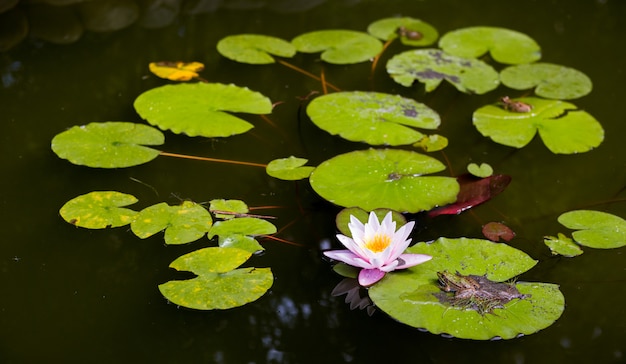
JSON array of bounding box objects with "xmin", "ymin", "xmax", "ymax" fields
[
  {"xmin": 386, "ymin": 49, "xmax": 499, "ymax": 94},
  {"xmin": 439, "ymin": 27, "xmax": 541, "ymax": 64},
  {"xmin": 218, "ymin": 234, "xmax": 264, "ymax": 254},
  {"xmin": 60, "ymin": 191, "xmax": 138, "ymax": 229},
  {"xmin": 291, "ymin": 30, "xmax": 383, "ymax": 64},
  {"xmin": 500, "ymin": 63, "xmax": 592, "ymax": 100},
  {"xmin": 309, "ymin": 149, "xmax": 459, "ymax": 213},
  {"xmin": 208, "ymin": 217, "xmax": 277, "ymax": 239},
  {"xmin": 51, "ymin": 122, "xmax": 164, "ymax": 168},
  {"xmin": 367, "ymin": 17, "xmax": 438, "ymax": 46},
  {"xmin": 131, "ymin": 201, "xmax": 212, "ymax": 245},
  {"xmin": 306, "ymin": 91, "xmax": 440, "ymax": 146},
  {"xmin": 266, "ymin": 156, "xmax": 315, "ymax": 180},
  {"xmin": 473, "ymin": 97, "xmax": 604, "ymax": 154},
  {"xmin": 158, "ymin": 247, "xmax": 273, "ymax": 310},
  {"xmin": 217, "ymin": 34, "xmax": 296, "ymax": 64},
  {"xmin": 544, "ymin": 233, "xmax": 584, "ymax": 257},
  {"xmin": 134, "ymin": 83, "xmax": 272, "ymax": 137},
  {"xmin": 557, "ymin": 210, "xmax": 626, "ymax": 249},
  {"xmin": 209, "ymin": 199, "xmax": 249, "ymax": 219},
  {"xmin": 413, "ymin": 134, "xmax": 448, "ymax": 152},
  {"xmin": 467, "ymin": 163, "xmax": 493, "ymax": 178}
]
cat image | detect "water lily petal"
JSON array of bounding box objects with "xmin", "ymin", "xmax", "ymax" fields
[
  {"xmin": 396, "ymin": 253, "xmax": 432, "ymax": 269},
  {"xmin": 324, "ymin": 249, "xmax": 374, "ymax": 269},
  {"xmin": 336, "ymin": 234, "xmax": 371, "ymax": 260},
  {"xmin": 379, "ymin": 259, "xmax": 399, "ymax": 272},
  {"xmin": 358, "ymin": 268, "xmax": 386, "ymax": 286}
]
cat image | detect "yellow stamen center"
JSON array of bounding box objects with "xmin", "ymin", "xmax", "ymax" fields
[{"xmin": 364, "ymin": 233, "xmax": 392, "ymax": 253}]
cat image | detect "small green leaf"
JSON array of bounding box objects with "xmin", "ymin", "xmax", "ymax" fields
[
  {"xmin": 335, "ymin": 207, "xmax": 406, "ymax": 238},
  {"xmin": 439, "ymin": 27, "xmax": 541, "ymax": 64},
  {"xmin": 60, "ymin": 191, "xmax": 138, "ymax": 229},
  {"xmin": 386, "ymin": 49, "xmax": 500, "ymax": 94},
  {"xmin": 544, "ymin": 233, "xmax": 584, "ymax": 257},
  {"xmin": 413, "ymin": 134, "xmax": 448, "ymax": 152},
  {"xmin": 218, "ymin": 234, "xmax": 264, "ymax": 254},
  {"xmin": 332, "ymin": 263, "xmax": 359, "ymax": 279},
  {"xmin": 473, "ymin": 97, "xmax": 604, "ymax": 154},
  {"xmin": 131, "ymin": 201, "xmax": 212, "ymax": 245},
  {"xmin": 158, "ymin": 247, "xmax": 273, "ymax": 310},
  {"xmin": 134, "ymin": 83, "xmax": 272, "ymax": 137},
  {"xmin": 557, "ymin": 210, "xmax": 626, "ymax": 249},
  {"xmin": 500, "ymin": 63, "xmax": 592, "ymax": 100},
  {"xmin": 367, "ymin": 17, "xmax": 438, "ymax": 46},
  {"xmin": 291, "ymin": 30, "xmax": 383, "ymax": 64},
  {"xmin": 208, "ymin": 217, "xmax": 277, "ymax": 238},
  {"xmin": 306, "ymin": 91, "xmax": 440, "ymax": 146},
  {"xmin": 209, "ymin": 199, "xmax": 249, "ymax": 219},
  {"xmin": 266, "ymin": 156, "xmax": 315, "ymax": 180},
  {"xmin": 216, "ymin": 34, "xmax": 296, "ymax": 64},
  {"xmin": 467, "ymin": 163, "xmax": 493, "ymax": 178},
  {"xmin": 51, "ymin": 122, "xmax": 164, "ymax": 168}
]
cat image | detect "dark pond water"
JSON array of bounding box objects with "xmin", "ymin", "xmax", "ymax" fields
[{"xmin": 1, "ymin": 0, "xmax": 625, "ymax": 362}]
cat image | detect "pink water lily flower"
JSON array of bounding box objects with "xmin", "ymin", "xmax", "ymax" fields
[{"xmin": 324, "ymin": 211, "xmax": 432, "ymax": 287}]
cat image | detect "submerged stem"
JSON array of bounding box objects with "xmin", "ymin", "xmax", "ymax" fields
[
  {"xmin": 159, "ymin": 151, "xmax": 267, "ymax": 167},
  {"xmin": 276, "ymin": 59, "xmax": 340, "ymax": 92},
  {"xmin": 371, "ymin": 38, "xmax": 395, "ymax": 77}
]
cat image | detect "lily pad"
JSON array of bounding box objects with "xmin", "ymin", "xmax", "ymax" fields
[
  {"xmin": 218, "ymin": 234, "xmax": 264, "ymax": 254},
  {"xmin": 208, "ymin": 217, "xmax": 277, "ymax": 238},
  {"xmin": 335, "ymin": 207, "xmax": 406, "ymax": 238},
  {"xmin": 467, "ymin": 163, "xmax": 493, "ymax": 178},
  {"xmin": 482, "ymin": 221, "xmax": 515, "ymax": 242},
  {"xmin": 217, "ymin": 34, "xmax": 296, "ymax": 64},
  {"xmin": 130, "ymin": 201, "xmax": 212, "ymax": 245},
  {"xmin": 309, "ymin": 149, "xmax": 459, "ymax": 213},
  {"xmin": 367, "ymin": 17, "xmax": 438, "ymax": 46},
  {"xmin": 413, "ymin": 134, "xmax": 448, "ymax": 152},
  {"xmin": 291, "ymin": 30, "xmax": 383, "ymax": 64},
  {"xmin": 557, "ymin": 210, "xmax": 626, "ymax": 249},
  {"xmin": 134, "ymin": 83, "xmax": 272, "ymax": 137},
  {"xmin": 500, "ymin": 63, "xmax": 592, "ymax": 100},
  {"xmin": 60, "ymin": 191, "xmax": 138, "ymax": 229},
  {"xmin": 386, "ymin": 49, "xmax": 500, "ymax": 94},
  {"xmin": 439, "ymin": 27, "xmax": 541, "ymax": 64},
  {"xmin": 149, "ymin": 61, "xmax": 204, "ymax": 81},
  {"xmin": 473, "ymin": 97, "xmax": 604, "ymax": 154},
  {"xmin": 544, "ymin": 233, "xmax": 584, "ymax": 257},
  {"xmin": 306, "ymin": 91, "xmax": 440, "ymax": 146},
  {"xmin": 209, "ymin": 199, "xmax": 249, "ymax": 219},
  {"xmin": 51, "ymin": 122, "xmax": 164, "ymax": 168},
  {"xmin": 266, "ymin": 156, "xmax": 315, "ymax": 180},
  {"xmin": 369, "ymin": 238, "xmax": 565, "ymax": 340},
  {"xmin": 158, "ymin": 247, "xmax": 273, "ymax": 310}
]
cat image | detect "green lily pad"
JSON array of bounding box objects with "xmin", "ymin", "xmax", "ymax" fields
[
  {"xmin": 386, "ymin": 49, "xmax": 500, "ymax": 94},
  {"xmin": 473, "ymin": 97, "xmax": 604, "ymax": 154},
  {"xmin": 557, "ymin": 210, "xmax": 626, "ymax": 249},
  {"xmin": 335, "ymin": 207, "xmax": 406, "ymax": 238},
  {"xmin": 134, "ymin": 83, "xmax": 272, "ymax": 137},
  {"xmin": 467, "ymin": 163, "xmax": 493, "ymax": 178},
  {"xmin": 439, "ymin": 27, "xmax": 541, "ymax": 64},
  {"xmin": 218, "ymin": 234, "xmax": 264, "ymax": 254},
  {"xmin": 266, "ymin": 156, "xmax": 315, "ymax": 180},
  {"xmin": 208, "ymin": 217, "xmax": 277, "ymax": 238},
  {"xmin": 367, "ymin": 17, "xmax": 438, "ymax": 46},
  {"xmin": 158, "ymin": 247, "xmax": 273, "ymax": 310},
  {"xmin": 216, "ymin": 34, "xmax": 296, "ymax": 64},
  {"xmin": 130, "ymin": 201, "xmax": 212, "ymax": 245},
  {"xmin": 413, "ymin": 134, "xmax": 448, "ymax": 152},
  {"xmin": 306, "ymin": 91, "xmax": 440, "ymax": 146},
  {"xmin": 209, "ymin": 199, "xmax": 249, "ymax": 219},
  {"xmin": 60, "ymin": 191, "xmax": 138, "ymax": 229},
  {"xmin": 291, "ymin": 30, "xmax": 383, "ymax": 64},
  {"xmin": 500, "ymin": 63, "xmax": 592, "ymax": 100},
  {"xmin": 309, "ymin": 149, "xmax": 459, "ymax": 213},
  {"xmin": 51, "ymin": 122, "xmax": 164, "ymax": 168},
  {"xmin": 369, "ymin": 238, "xmax": 565, "ymax": 340},
  {"xmin": 544, "ymin": 233, "xmax": 584, "ymax": 257}
]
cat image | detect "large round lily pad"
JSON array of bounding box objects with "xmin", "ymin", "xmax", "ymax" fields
[
  {"xmin": 306, "ymin": 91, "xmax": 440, "ymax": 146},
  {"xmin": 291, "ymin": 30, "xmax": 383, "ymax": 64},
  {"xmin": 386, "ymin": 49, "xmax": 500, "ymax": 94},
  {"xmin": 473, "ymin": 97, "xmax": 604, "ymax": 154},
  {"xmin": 367, "ymin": 17, "xmax": 438, "ymax": 46},
  {"xmin": 558, "ymin": 210, "xmax": 626, "ymax": 249},
  {"xmin": 59, "ymin": 191, "xmax": 138, "ymax": 229},
  {"xmin": 500, "ymin": 63, "xmax": 592, "ymax": 99},
  {"xmin": 134, "ymin": 83, "xmax": 272, "ymax": 137},
  {"xmin": 51, "ymin": 122, "xmax": 164, "ymax": 168},
  {"xmin": 309, "ymin": 149, "xmax": 459, "ymax": 213},
  {"xmin": 217, "ymin": 34, "xmax": 296, "ymax": 64},
  {"xmin": 439, "ymin": 26, "xmax": 541, "ymax": 64},
  {"xmin": 369, "ymin": 238, "xmax": 565, "ymax": 340}
]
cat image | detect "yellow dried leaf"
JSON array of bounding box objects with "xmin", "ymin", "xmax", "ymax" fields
[{"xmin": 149, "ymin": 61, "xmax": 205, "ymax": 81}]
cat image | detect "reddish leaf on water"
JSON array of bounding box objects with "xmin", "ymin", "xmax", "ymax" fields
[
  {"xmin": 482, "ymin": 221, "xmax": 516, "ymax": 242},
  {"xmin": 428, "ymin": 174, "xmax": 512, "ymax": 217}
]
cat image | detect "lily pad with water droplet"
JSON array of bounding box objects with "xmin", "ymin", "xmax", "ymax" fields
[
  {"xmin": 386, "ymin": 49, "xmax": 500, "ymax": 94},
  {"xmin": 266, "ymin": 156, "xmax": 315, "ymax": 180},
  {"xmin": 134, "ymin": 83, "xmax": 272, "ymax": 137},
  {"xmin": 158, "ymin": 247, "xmax": 273, "ymax": 310},
  {"xmin": 291, "ymin": 30, "xmax": 383, "ymax": 64},
  {"xmin": 473, "ymin": 97, "xmax": 604, "ymax": 154},
  {"xmin": 130, "ymin": 201, "xmax": 212, "ymax": 245},
  {"xmin": 439, "ymin": 27, "xmax": 541, "ymax": 64},
  {"xmin": 544, "ymin": 233, "xmax": 584, "ymax": 257},
  {"xmin": 557, "ymin": 210, "xmax": 626, "ymax": 249},
  {"xmin": 309, "ymin": 149, "xmax": 459, "ymax": 213},
  {"xmin": 217, "ymin": 34, "xmax": 296, "ymax": 64},
  {"xmin": 467, "ymin": 163, "xmax": 493, "ymax": 178},
  {"xmin": 51, "ymin": 122, "xmax": 164, "ymax": 168},
  {"xmin": 367, "ymin": 17, "xmax": 438, "ymax": 46},
  {"xmin": 500, "ymin": 63, "xmax": 592, "ymax": 100},
  {"xmin": 60, "ymin": 191, "xmax": 138, "ymax": 228},
  {"xmin": 369, "ymin": 238, "xmax": 565, "ymax": 340},
  {"xmin": 306, "ymin": 91, "xmax": 440, "ymax": 146}
]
